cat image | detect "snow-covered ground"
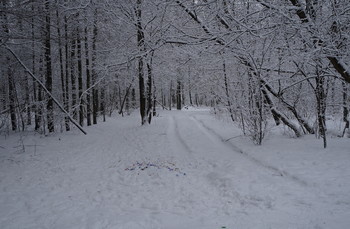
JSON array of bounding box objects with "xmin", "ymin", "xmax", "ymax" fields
[{"xmin": 1, "ymin": 108, "xmax": 350, "ymax": 229}]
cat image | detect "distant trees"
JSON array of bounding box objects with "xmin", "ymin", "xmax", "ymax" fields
[{"xmin": 0, "ymin": 0, "xmax": 349, "ymax": 146}]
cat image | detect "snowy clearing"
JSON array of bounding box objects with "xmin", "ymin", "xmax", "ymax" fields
[{"xmin": 1, "ymin": 108, "xmax": 350, "ymax": 229}]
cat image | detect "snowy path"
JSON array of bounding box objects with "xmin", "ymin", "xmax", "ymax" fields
[{"xmin": 1, "ymin": 109, "xmax": 350, "ymax": 229}]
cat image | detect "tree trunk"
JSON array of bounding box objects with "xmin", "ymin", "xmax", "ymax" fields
[
  {"xmin": 146, "ymin": 61, "xmax": 153, "ymax": 123},
  {"xmin": 188, "ymin": 67, "xmax": 193, "ymax": 106},
  {"xmin": 8, "ymin": 66, "xmax": 17, "ymax": 131},
  {"xmin": 176, "ymin": 79, "xmax": 182, "ymax": 110},
  {"xmin": 2, "ymin": 0, "xmax": 17, "ymax": 131},
  {"xmin": 262, "ymin": 78, "xmax": 314, "ymax": 134},
  {"xmin": 152, "ymin": 77, "xmax": 156, "ymax": 116},
  {"xmin": 25, "ymin": 74, "xmax": 31, "ymax": 125},
  {"xmin": 342, "ymin": 82, "xmax": 349, "ymax": 137},
  {"xmin": 195, "ymin": 93, "xmax": 199, "ymax": 106},
  {"xmin": 44, "ymin": 0, "xmax": 54, "ymax": 133},
  {"xmin": 31, "ymin": 3, "xmax": 39, "ymax": 131},
  {"xmin": 181, "ymin": 81, "xmax": 185, "ymax": 106},
  {"xmin": 36, "ymin": 55, "xmax": 43, "ymax": 131},
  {"xmin": 100, "ymin": 87, "xmax": 106, "ymax": 122},
  {"xmin": 131, "ymin": 88, "xmax": 136, "ymax": 109},
  {"xmin": 223, "ymin": 59, "xmax": 235, "ymax": 122},
  {"xmin": 56, "ymin": 10, "xmax": 68, "ymax": 131},
  {"xmin": 261, "ymin": 87, "xmax": 301, "ymax": 137},
  {"xmin": 125, "ymin": 91, "xmax": 130, "ymax": 115},
  {"xmin": 92, "ymin": 7, "xmax": 99, "ymax": 125},
  {"xmin": 64, "ymin": 13, "xmax": 70, "ymax": 131},
  {"xmin": 161, "ymin": 88, "xmax": 165, "ymax": 110},
  {"xmin": 71, "ymin": 38, "xmax": 77, "ymax": 120},
  {"xmin": 136, "ymin": 0, "xmax": 146, "ymax": 124},
  {"xmin": 169, "ymin": 81, "xmax": 172, "ymax": 110},
  {"xmin": 85, "ymin": 26, "xmax": 92, "ymax": 126},
  {"xmin": 119, "ymin": 80, "xmax": 135, "ymax": 116},
  {"xmin": 77, "ymin": 26, "xmax": 84, "ymax": 127},
  {"xmin": 315, "ymin": 68, "xmax": 327, "ymax": 148}
]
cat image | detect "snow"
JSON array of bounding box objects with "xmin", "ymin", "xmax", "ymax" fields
[{"xmin": 1, "ymin": 108, "xmax": 350, "ymax": 229}]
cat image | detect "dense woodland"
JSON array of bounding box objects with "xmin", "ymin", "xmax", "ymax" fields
[{"xmin": 1, "ymin": 0, "xmax": 349, "ymax": 147}]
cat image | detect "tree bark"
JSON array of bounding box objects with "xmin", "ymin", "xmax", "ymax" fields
[
  {"xmin": 77, "ymin": 26, "xmax": 84, "ymax": 127},
  {"xmin": 35, "ymin": 55, "xmax": 43, "ymax": 131},
  {"xmin": 342, "ymin": 82, "xmax": 349, "ymax": 137},
  {"xmin": 100, "ymin": 86, "xmax": 106, "ymax": 122},
  {"xmin": 44, "ymin": 0, "xmax": 54, "ymax": 133},
  {"xmin": 176, "ymin": 79, "xmax": 182, "ymax": 110},
  {"xmin": 2, "ymin": 0, "xmax": 17, "ymax": 131},
  {"xmin": 71, "ymin": 38, "xmax": 77, "ymax": 120},
  {"xmin": 146, "ymin": 60, "xmax": 153, "ymax": 123},
  {"xmin": 92, "ymin": 7, "xmax": 99, "ymax": 125},
  {"xmin": 136, "ymin": 0, "xmax": 146, "ymax": 124},
  {"xmin": 315, "ymin": 67, "xmax": 327, "ymax": 148},
  {"xmin": 188, "ymin": 67, "xmax": 193, "ymax": 106},
  {"xmin": 56, "ymin": 9, "xmax": 68, "ymax": 131},
  {"xmin": 85, "ymin": 26, "xmax": 92, "ymax": 126},
  {"xmin": 152, "ymin": 77, "xmax": 156, "ymax": 116},
  {"xmin": 8, "ymin": 65, "xmax": 17, "ymax": 131},
  {"xmin": 223, "ymin": 59, "xmax": 235, "ymax": 122},
  {"xmin": 64, "ymin": 13, "xmax": 70, "ymax": 131},
  {"xmin": 25, "ymin": 74, "xmax": 31, "ymax": 125}
]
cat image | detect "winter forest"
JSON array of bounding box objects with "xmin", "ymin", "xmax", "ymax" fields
[{"xmin": 1, "ymin": 0, "xmax": 350, "ymax": 228}]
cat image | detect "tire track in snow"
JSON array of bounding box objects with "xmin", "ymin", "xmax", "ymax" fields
[
  {"xmin": 172, "ymin": 114, "xmax": 276, "ymax": 212},
  {"xmin": 191, "ymin": 115, "xmax": 309, "ymax": 187},
  {"xmin": 167, "ymin": 115, "xmax": 194, "ymax": 155}
]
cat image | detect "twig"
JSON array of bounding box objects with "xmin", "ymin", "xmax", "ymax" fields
[{"xmin": 224, "ymin": 135, "xmax": 243, "ymax": 142}]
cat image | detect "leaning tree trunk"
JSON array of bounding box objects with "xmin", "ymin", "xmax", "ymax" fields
[
  {"xmin": 261, "ymin": 87, "xmax": 301, "ymax": 137},
  {"xmin": 261, "ymin": 78, "xmax": 314, "ymax": 134}
]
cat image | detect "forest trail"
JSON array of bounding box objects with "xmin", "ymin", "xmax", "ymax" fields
[{"xmin": 1, "ymin": 109, "xmax": 349, "ymax": 229}]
